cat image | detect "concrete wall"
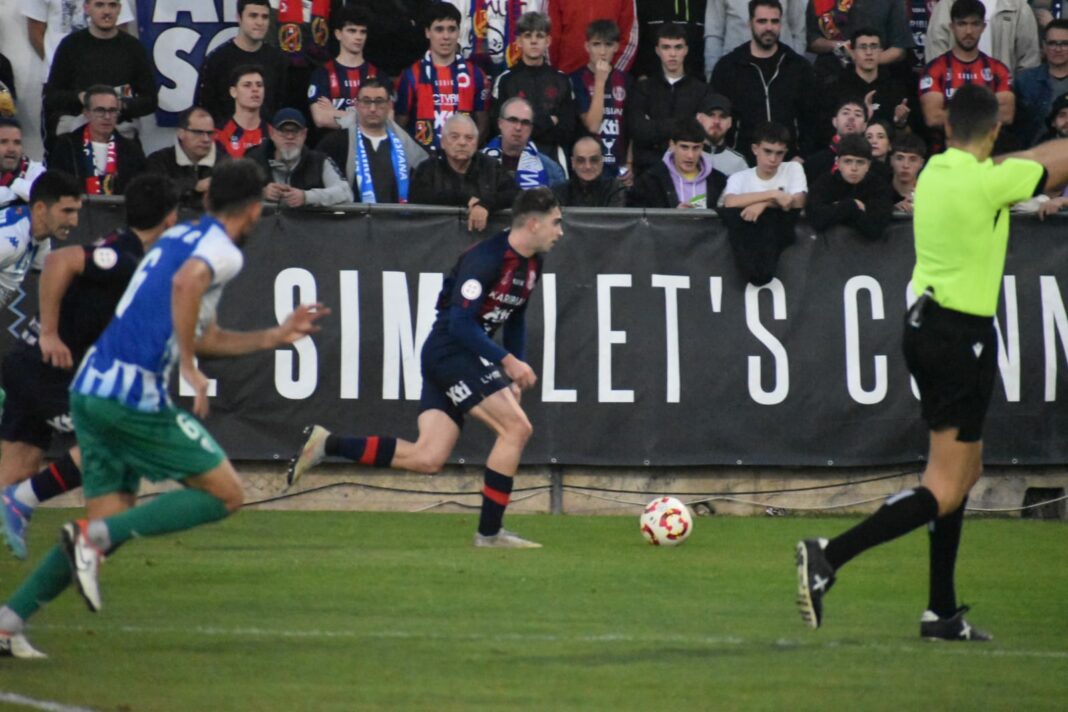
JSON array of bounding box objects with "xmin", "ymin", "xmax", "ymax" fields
[{"xmin": 42, "ymin": 461, "xmax": 1068, "ymax": 519}]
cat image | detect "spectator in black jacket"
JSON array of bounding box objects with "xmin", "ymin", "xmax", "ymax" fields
[
  {"xmin": 807, "ymin": 134, "xmax": 893, "ymax": 241},
  {"xmin": 195, "ymin": 0, "xmax": 287, "ymax": 125},
  {"xmin": 410, "ymin": 114, "xmax": 518, "ymax": 232},
  {"xmin": 145, "ymin": 107, "xmax": 230, "ymax": 208},
  {"xmin": 628, "ymin": 23, "xmax": 717, "ymax": 176},
  {"xmin": 492, "ymin": 12, "xmax": 576, "ymax": 163},
  {"xmin": 554, "ymin": 136, "xmax": 627, "ymax": 207},
  {"xmin": 710, "ymin": 0, "xmax": 817, "ymax": 159},
  {"xmin": 888, "ymin": 132, "xmax": 927, "ymax": 213},
  {"xmin": 43, "ymin": 0, "xmax": 156, "ymax": 147},
  {"xmin": 630, "ymin": 118, "xmax": 727, "ymax": 208},
  {"xmin": 48, "ymin": 86, "xmax": 145, "ymax": 196},
  {"xmin": 634, "ymin": 0, "xmax": 707, "ymax": 79}
]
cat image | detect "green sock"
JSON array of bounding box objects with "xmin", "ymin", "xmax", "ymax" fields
[
  {"xmin": 105, "ymin": 489, "xmax": 230, "ymax": 546},
  {"xmin": 7, "ymin": 546, "xmax": 72, "ymax": 620}
]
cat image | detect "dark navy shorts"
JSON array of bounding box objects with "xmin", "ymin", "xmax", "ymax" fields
[
  {"xmin": 902, "ymin": 300, "xmax": 996, "ymax": 443},
  {"xmin": 0, "ymin": 346, "xmax": 74, "ymax": 450},
  {"xmin": 419, "ymin": 346, "xmax": 508, "ymax": 427}
]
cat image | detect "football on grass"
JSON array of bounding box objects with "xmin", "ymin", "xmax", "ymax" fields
[{"xmin": 640, "ymin": 497, "xmax": 693, "ymax": 546}]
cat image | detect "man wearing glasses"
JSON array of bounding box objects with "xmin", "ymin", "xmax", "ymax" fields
[
  {"xmin": 552, "ymin": 135, "xmax": 626, "ymax": 207},
  {"xmin": 482, "ymin": 97, "xmax": 565, "ymax": 189},
  {"xmin": 146, "ymin": 107, "xmax": 230, "ymax": 208},
  {"xmin": 48, "ymin": 86, "xmax": 145, "ymax": 196},
  {"xmin": 1014, "ymin": 20, "xmax": 1068, "ymax": 147},
  {"xmin": 826, "ymin": 28, "xmax": 914, "ymax": 140},
  {"xmin": 41, "ymin": 0, "xmax": 155, "ymax": 151},
  {"xmin": 246, "ymin": 109, "xmax": 352, "ymax": 208},
  {"xmin": 317, "ymin": 78, "xmax": 428, "ymax": 204}
]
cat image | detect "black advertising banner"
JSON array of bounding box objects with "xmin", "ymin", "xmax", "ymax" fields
[{"xmin": 6, "ymin": 204, "xmax": 1068, "ymax": 466}]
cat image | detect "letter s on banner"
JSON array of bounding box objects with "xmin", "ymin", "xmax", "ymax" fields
[
  {"xmin": 275, "ymin": 268, "xmax": 319, "ymax": 399},
  {"xmin": 745, "ymin": 279, "xmax": 789, "ymax": 406}
]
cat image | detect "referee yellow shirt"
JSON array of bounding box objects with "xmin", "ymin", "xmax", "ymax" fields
[{"xmin": 912, "ymin": 148, "xmax": 1044, "ymax": 317}]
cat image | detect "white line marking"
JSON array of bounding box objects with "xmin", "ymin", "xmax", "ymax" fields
[
  {"xmin": 31, "ymin": 624, "xmax": 1068, "ymax": 660},
  {"xmin": 0, "ymin": 691, "xmax": 96, "ymax": 712}
]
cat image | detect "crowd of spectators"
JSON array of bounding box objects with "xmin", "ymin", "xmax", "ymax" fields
[{"xmin": 1, "ymin": 0, "xmax": 1068, "ymax": 286}]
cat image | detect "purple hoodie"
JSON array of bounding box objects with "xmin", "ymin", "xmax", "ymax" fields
[{"xmin": 663, "ymin": 149, "xmax": 715, "ymax": 207}]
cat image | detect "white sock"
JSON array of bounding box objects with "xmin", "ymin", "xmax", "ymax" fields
[
  {"xmin": 12, "ymin": 480, "xmax": 39, "ymax": 509},
  {"xmin": 0, "ymin": 606, "xmax": 25, "ymax": 634},
  {"xmin": 87, "ymin": 520, "xmax": 112, "ymax": 550}
]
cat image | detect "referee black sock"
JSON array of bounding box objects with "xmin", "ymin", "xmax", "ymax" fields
[
  {"xmin": 928, "ymin": 497, "xmax": 967, "ymax": 618},
  {"xmin": 477, "ymin": 468, "xmax": 513, "ymax": 536},
  {"xmin": 28, "ymin": 452, "xmax": 82, "ymax": 503},
  {"xmin": 824, "ymin": 486, "xmax": 939, "ymax": 570},
  {"xmin": 324, "ymin": 435, "xmax": 397, "ymax": 467}
]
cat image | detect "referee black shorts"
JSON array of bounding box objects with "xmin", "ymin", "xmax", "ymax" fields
[{"xmin": 902, "ymin": 299, "xmax": 996, "ymax": 443}]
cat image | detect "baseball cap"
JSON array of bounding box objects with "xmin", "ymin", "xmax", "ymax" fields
[
  {"xmin": 698, "ymin": 93, "xmax": 732, "ymax": 115},
  {"xmin": 271, "ymin": 108, "xmax": 307, "ymax": 129}
]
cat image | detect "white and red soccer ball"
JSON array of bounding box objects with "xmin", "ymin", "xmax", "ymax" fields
[{"xmin": 640, "ymin": 496, "xmax": 693, "ymax": 546}]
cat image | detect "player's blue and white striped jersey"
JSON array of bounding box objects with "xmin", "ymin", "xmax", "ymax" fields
[
  {"xmin": 71, "ymin": 215, "xmax": 244, "ymax": 412},
  {"xmin": 0, "ymin": 205, "xmax": 50, "ymax": 307}
]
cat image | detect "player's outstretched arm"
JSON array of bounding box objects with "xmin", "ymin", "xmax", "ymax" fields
[
  {"xmin": 37, "ymin": 245, "xmax": 86, "ymax": 369},
  {"xmin": 998, "ymin": 138, "xmax": 1068, "ymax": 192},
  {"xmin": 195, "ymin": 303, "xmax": 330, "ymax": 357}
]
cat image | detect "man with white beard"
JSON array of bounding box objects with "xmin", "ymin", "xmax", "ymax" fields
[{"xmin": 245, "ymin": 109, "xmax": 352, "ymax": 208}]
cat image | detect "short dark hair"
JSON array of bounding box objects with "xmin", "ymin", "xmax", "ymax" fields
[
  {"xmin": 357, "ymin": 77, "xmax": 393, "ymax": 98},
  {"xmin": 950, "ymin": 0, "xmax": 985, "ymax": 22},
  {"xmin": 229, "ymin": 64, "xmax": 264, "ymax": 88},
  {"xmin": 752, "ymin": 121, "xmax": 791, "ymax": 146},
  {"xmin": 517, "ymin": 11, "xmax": 551, "ymax": 35},
  {"xmin": 29, "ymin": 170, "xmax": 81, "ymax": 207},
  {"xmin": 947, "ymin": 84, "xmax": 999, "ymax": 143},
  {"xmin": 124, "ymin": 174, "xmax": 180, "ymax": 230},
  {"xmin": 656, "ymin": 22, "xmax": 687, "ymax": 43},
  {"xmin": 424, "ymin": 2, "xmax": 461, "ymax": 28},
  {"xmin": 1045, "ymin": 18, "xmax": 1068, "ymax": 39},
  {"xmin": 586, "ymin": 19, "xmax": 620, "ymax": 42},
  {"xmin": 850, "ymin": 26, "xmax": 882, "ymax": 44},
  {"xmin": 837, "ymin": 134, "xmax": 872, "ymax": 160},
  {"xmin": 748, "ymin": 0, "xmax": 783, "ymax": 19},
  {"xmin": 237, "ymin": 0, "xmax": 270, "ymax": 16},
  {"xmin": 891, "ymin": 132, "xmax": 928, "ymax": 159},
  {"xmin": 83, "ymin": 85, "xmax": 118, "ymax": 109},
  {"xmin": 0, "ymin": 117, "xmax": 21, "ymax": 131},
  {"xmin": 177, "ymin": 107, "xmax": 212, "ymax": 130},
  {"xmin": 833, "ymin": 96, "xmax": 867, "ymax": 119},
  {"xmin": 867, "ymin": 118, "xmax": 894, "ymax": 140},
  {"xmin": 671, "ymin": 117, "xmax": 707, "ymax": 144},
  {"xmin": 332, "ymin": 4, "xmax": 372, "ymax": 32},
  {"xmin": 511, "ymin": 186, "xmax": 559, "ymax": 227},
  {"xmin": 207, "ymin": 159, "xmax": 266, "ymax": 215}
]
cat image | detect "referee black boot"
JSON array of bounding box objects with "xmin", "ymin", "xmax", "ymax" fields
[
  {"xmin": 796, "ymin": 538, "xmax": 836, "ymax": 629},
  {"xmin": 920, "ymin": 605, "xmax": 992, "ymax": 642}
]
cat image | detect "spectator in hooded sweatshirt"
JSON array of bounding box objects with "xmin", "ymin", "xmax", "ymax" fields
[
  {"xmin": 807, "ymin": 133, "xmax": 894, "ymax": 241},
  {"xmin": 629, "ymin": 117, "xmax": 727, "ymax": 208},
  {"xmin": 711, "ymin": 0, "xmax": 817, "ymax": 159}
]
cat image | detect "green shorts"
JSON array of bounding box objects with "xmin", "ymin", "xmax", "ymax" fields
[{"xmin": 70, "ymin": 392, "xmax": 226, "ymax": 498}]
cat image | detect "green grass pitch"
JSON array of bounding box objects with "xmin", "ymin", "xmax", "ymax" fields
[{"xmin": 1, "ymin": 509, "xmax": 1066, "ymax": 711}]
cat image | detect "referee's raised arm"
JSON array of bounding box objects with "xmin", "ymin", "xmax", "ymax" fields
[{"xmin": 996, "ymin": 137, "xmax": 1068, "ymax": 193}]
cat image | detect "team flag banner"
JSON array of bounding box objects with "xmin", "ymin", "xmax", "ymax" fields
[
  {"xmin": 136, "ymin": 0, "xmax": 239, "ymax": 126},
  {"xmin": 10, "ymin": 205, "xmax": 1068, "ymax": 466}
]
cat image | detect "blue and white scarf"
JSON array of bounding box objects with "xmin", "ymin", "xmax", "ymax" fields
[
  {"xmin": 481, "ymin": 137, "xmax": 548, "ymax": 189},
  {"xmin": 354, "ymin": 127, "xmax": 409, "ymax": 204}
]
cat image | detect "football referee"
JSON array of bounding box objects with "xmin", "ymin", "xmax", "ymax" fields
[{"xmin": 796, "ymin": 85, "xmax": 1068, "ymax": 641}]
